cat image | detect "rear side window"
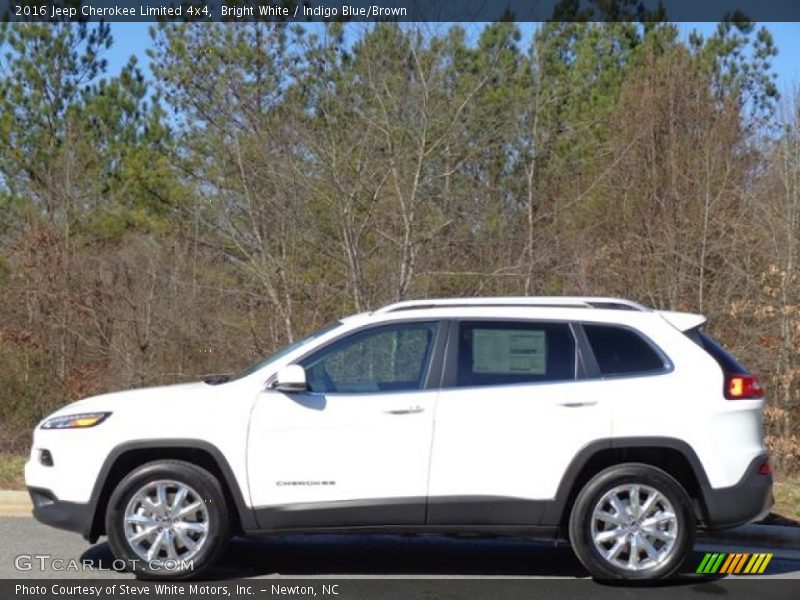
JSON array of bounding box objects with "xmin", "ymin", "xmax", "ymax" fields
[
  {"xmin": 685, "ymin": 329, "xmax": 748, "ymax": 374},
  {"xmin": 584, "ymin": 324, "xmax": 666, "ymax": 376},
  {"xmin": 455, "ymin": 321, "xmax": 575, "ymax": 387}
]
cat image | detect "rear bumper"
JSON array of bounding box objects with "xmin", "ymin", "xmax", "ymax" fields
[
  {"xmin": 702, "ymin": 453, "xmax": 773, "ymax": 530},
  {"xmin": 28, "ymin": 487, "xmax": 93, "ymax": 540}
]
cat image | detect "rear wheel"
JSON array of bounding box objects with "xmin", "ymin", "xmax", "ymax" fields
[
  {"xmin": 568, "ymin": 463, "xmax": 695, "ymax": 579},
  {"xmin": 106, "ymin": 460, "xmax": 230, "ymax": 579}
]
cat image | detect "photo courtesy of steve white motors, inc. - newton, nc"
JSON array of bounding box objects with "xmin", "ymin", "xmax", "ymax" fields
[{"xmin": 14, "ymin": 582, "xmax": 273, "ymax": 596}]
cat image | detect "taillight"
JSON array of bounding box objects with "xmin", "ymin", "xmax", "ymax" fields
[{"xmin": 724, "ymin": 374, "xmax": 764, "ymax": 400}]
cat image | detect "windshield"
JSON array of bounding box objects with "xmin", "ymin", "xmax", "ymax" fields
[{"xmin": 219, "ymin": 322, "xmax": 343, "ymax": 383}]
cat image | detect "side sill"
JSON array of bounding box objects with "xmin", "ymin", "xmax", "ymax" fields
[
  {"xmin": 242, "ymin": 524, "xmax": 560, "ymax": 539},
  {"xmin": 253, "ymin": 496, "xmax": 552, "ymax": 530}
]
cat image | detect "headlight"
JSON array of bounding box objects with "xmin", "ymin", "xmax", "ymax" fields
[{"xmin": 40, "ymin": 412, "xmax": 111, "ymax": 430}]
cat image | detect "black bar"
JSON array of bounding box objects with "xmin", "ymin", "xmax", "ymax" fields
[
  {"xmin": 3, "ymin": 578, "xmax": 800, "ymax": 600},
  {"xmin": 2, "ymin": 0, "xmax": 800, "ymax": 23}
]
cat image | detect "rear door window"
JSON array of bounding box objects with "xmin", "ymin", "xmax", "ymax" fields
[
  {"xmin": 454, "ymin": 321, "xmax": 576, "ymax": 387},
  {"xmin": 583, "ymin": 324, "xmax": 667, "ymax": 376}
]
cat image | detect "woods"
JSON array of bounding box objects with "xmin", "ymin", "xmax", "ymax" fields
[{"xmin": 0, "ymin": 21, "xmax": 799, "ymax": 473}]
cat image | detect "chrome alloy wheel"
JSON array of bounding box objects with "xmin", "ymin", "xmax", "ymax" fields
[
  {"xmin": 590, "ymin": 484, "xmax": 679, "ymax": 572},
  {"xmin": 123, "ymin": 479, "xmax": 210, "ymax": 564}
]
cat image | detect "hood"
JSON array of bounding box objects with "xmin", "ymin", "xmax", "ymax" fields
[{"xmin": 45, "ymin": 381, "xmax": 212, "ymax": 420}]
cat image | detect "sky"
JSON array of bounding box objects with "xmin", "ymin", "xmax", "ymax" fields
[{"xmin": 106, "ymin": 21, "xmax": 800, "ymax": 91}]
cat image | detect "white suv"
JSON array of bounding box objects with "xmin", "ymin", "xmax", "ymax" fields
[{"xmin": 25, "ymin": 297, "xmax": 773, "ymax": 580}]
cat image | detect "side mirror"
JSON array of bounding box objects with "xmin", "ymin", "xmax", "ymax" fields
[{"xmin": 273, "ymin": 364, "xmax": 308, "ymax": 392}]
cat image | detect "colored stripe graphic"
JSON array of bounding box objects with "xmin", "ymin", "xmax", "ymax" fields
[
  {"xmin": 721, "ymin": 553, "xmax": 746, "ymax": 574},
  {"xmin": 697, "ymin": 553, "xmax": 726, "ymax": 574},
  {"xmin": 744, "ymin": 553, "xmax": 773, "ymax": 574},
  {"xmin": 696, "ymin": 553, "xmax": 713, "ymax": 573},
  {"xmin": 719, "ymin": 553, "xmax": 737, "ymax": 574},
  {"xmin": 697, "ymin": 552, "xmax": 773, "ymax": 575},
  {"xmin": 757, "ymin": 554, "xmax": 773, "ymax": 574}
]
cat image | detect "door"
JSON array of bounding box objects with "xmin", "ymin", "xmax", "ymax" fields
[
  {"xmin": 248, "ymin": 320, "xmax": 443, "ymax": 528},
  {"xmin": 427, "ymin": 320, "xmax": 612, "ymax": 525}
]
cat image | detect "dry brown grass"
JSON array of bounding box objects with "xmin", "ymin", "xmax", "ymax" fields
[
  {"xmin": 773, "ymin": 475, "xmax": 800, "ymax": 522},
  {"xmin": 0, "ymin": 453, "xmax": 26, "ymax": 490}
]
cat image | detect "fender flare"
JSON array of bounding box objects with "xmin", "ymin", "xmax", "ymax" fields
[
  {"xmin": 541, "ymin": 436, "xmax": 712, "ymax": 526},
  {"xmin": 86, "ymin": 438, "xmax": 257, "ymax": 541}
]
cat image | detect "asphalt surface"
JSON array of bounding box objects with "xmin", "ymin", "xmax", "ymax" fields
[{"xmin": 1, "ymin": 516, "xmax": 799, "ymax": 585}]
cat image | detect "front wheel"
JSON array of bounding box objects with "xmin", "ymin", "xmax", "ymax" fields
[
  {"xmin": 105, "ymin": 460, "xmax": 230, "ymax": 579},
  {"xmin": 568, "ymin": 463, "xmax": 695, "ymax": 580}
]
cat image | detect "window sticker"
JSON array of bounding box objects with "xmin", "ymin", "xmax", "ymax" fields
[{"xmin": 472, "ymin": 329, "xmax": 547, "ymax": 374}]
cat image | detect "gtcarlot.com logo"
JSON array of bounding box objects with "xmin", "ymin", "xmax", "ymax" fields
[
  {"xmin": 15, "ymin": 554, "xmax": 193, "ymax": 572},
  {"xmin": 696, "ymin": 552, "xmax": 773, "ymax": 575}
]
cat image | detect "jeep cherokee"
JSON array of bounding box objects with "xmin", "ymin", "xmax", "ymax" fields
[{"xmin": 25, "ymin": 297, "xmax": 773, "ymax": 579}]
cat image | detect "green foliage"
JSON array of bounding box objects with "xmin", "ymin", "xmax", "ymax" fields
[
  {"xmin": 0, "ymin": 23, "xmax": 182, "ymax": 239},
  {"xmin": 689, "ymin": 20, "xmax": 779, "ymax": 123}
]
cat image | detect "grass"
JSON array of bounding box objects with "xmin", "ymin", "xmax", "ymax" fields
[
  {"xmin": 773, "ymin": 476, "xmax": 800, "ymax": 522},
  {"xmin": 0, "ymin": 453, "xmax": 26, "ymax": 490}
]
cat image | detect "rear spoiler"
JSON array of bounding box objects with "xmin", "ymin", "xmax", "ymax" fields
[{"xmin": 658, "ymin": 310, "xmax": 707, "ymax": 332}]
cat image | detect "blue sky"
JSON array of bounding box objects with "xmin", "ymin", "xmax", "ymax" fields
[{"xmin": 106, "ymin": 22, "xmax": 800, "ymax": 91}]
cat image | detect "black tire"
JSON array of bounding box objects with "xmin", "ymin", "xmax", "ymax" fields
[
  {"xmin": 105, "ymin": 460, "xmax": 230, "ymax": 580},
  {"xmin": 568, "ymin": 463, "xmax": 695, "ymax": 580}
]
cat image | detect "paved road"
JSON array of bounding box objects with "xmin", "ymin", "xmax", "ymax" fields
[{"xmin": 1, "ymin": 516, "xmax": 799, "ymax": 583}]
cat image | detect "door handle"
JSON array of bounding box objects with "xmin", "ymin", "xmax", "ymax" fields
[
  {"xmin": 559, "ymin": 401, "xmax": 598, "ymax": 408},
  {"xmin": 385, "ymin": 406, "xmax": 425, "ymax": 415}
]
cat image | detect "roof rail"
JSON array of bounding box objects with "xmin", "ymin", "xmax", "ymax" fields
[{"xmin": 374, "ymin": 297, "xmax": 649, "ymax": 314}]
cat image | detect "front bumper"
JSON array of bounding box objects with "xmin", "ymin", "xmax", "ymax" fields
[
  {"xmin": 702, "ymin": 453, "xmax": 773, "ymax": 530},
  {"xmin": 28, "ymin": 487, "xmax": 93, "ymax": 540}
]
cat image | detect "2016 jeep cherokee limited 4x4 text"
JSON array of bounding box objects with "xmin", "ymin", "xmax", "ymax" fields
[{"xmin": 25, "ymin": 297, "xmax": 773, "ymax": 580}]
